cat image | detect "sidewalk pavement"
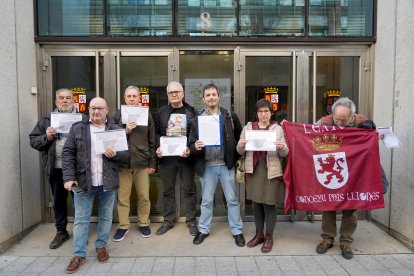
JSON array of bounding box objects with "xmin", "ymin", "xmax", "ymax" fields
[{"xmin": 0, "ymin": 221, "xmax": 413, "ymax": 275}]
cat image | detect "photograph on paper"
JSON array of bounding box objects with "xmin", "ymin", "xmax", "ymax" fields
[
  {"xmin": 51, "ymin": 113, "xmax": 83, "ymax": 133},
  {"xmin": 160, "ymin": 136, "xmax": 187, "ymax": 156},
  {"xmin": 198, "ymin": 115, "xmax": 222, "ymax": 147},
  {"xmin": 121, "ymin": 105, "xmax": 149, "ymax": 126},
  {"xmin": 93, "ymin": 129, "xmax": 128, "ymax": 154},
  {"xmin": 245, "ymin": 130, "xmax": 277, "ymax": 151}
]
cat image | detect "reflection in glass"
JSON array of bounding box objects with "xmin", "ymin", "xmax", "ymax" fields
[
  {"xmin": 240, "ymin": 0, "xmax": 304, "ymax": 36},
  {"xmin": 308, "ymin": 0, "xmax": 373, "ymax": 36},
  {"xmin": 108, "ymin": 0, "xmax": 172, "ymax": 36},
  {"xmin": 177, "ymin": 0, "xmax": 237, "ymax": 36},
  {"xmin": 37, "ymin": 0, "xmax": 104, "ymax": 36},
  {"xmin": 309, "ymin": 56, "xmax": 360, "ymax": 122},
  {"xmin": 244, "ymin": 56, "xmax": 292, "ymax": 216}
]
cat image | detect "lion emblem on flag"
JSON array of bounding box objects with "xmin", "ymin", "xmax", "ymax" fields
[{"xmin": 313, "ymin": 152, "xmax": 349, "ymax": 189}]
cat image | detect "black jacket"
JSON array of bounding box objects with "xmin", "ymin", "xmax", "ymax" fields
[
  {"xmin": 189, "ymin": 107, "xmax": 242, "ymax": 176},
  {"xmin": 114, "ymin": 109, "xmax": 157, "ymax": 169},
  {"xmin": 62, "ymin": 117, "xmax": 129, "ymax": 192},
  {"xmin": 29, "ymin": 112, "xmax": 87, "ymax": 178},
  {"xmin": 155, "ymin": 101, "xmax": 198, "ymax": 164}
]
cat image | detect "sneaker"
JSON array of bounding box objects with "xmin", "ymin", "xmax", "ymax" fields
[
  {"xmin": 113, "ymin": 228, "xmax": 129, "ymax": 242},
  {"xmin": 316, "ymin": 240, "xmax": 333, "ymax": 254},
  {"xmin": 187, "ymin": 222, "xmax": 198, "ymax": 236},
  {"xmin": 50, "ymin": 230, "xmax": 70, "ymax": 249},
  {"xmin": 340, "ymin": 243, "xmax": 354, "ymax": 259},
  {"xmin": 140, "ymin": 226, "xmax": 152, "ymax": 238}
]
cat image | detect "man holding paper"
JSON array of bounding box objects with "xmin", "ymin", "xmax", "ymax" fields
[
  {"xmin": 62, "ymin": 97, "xmax": 129, "ymax": 273},
  {"xmin": 155, "ymin": 81, "xmax": 199, "ymax": 236},
  {"xmin": 29, "ymin": 88, "xmax": 83, "ymax": 250},
  {"xmin": 189, "ymin": 83, "xmax": 245, "ymax": 247},
  {"xmin": 113, "ymin": 86, "xmax": 156, "ymax": 241}
]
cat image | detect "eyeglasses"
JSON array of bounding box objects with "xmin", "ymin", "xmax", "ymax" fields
[
  {"xmin": 167, "ymin": 90, "xmax": 182, "ymax": 96},
  {"xmin": 89, "ymin": 107, "xmax": 106, "ymax": 112}
]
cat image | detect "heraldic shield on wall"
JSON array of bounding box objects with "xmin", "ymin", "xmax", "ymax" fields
[{"xmin": 282, "ymin": 121, "xmax": 384, "ymax": 213}]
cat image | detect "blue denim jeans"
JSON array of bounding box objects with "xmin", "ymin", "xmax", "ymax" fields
[
  {"xmin": 73, "ymin": 186, "xmax": 116, "ymax": 257},
  {"xmin": 198, "ymin": 164, "xmax": 243, "ymax": 235}
]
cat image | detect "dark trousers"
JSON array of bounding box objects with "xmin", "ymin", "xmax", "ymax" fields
[
  {"xmin": 49, "ymin": 169, "xmax": 73, "ymax": 232},
  {"xmin": 159, "ymin": 157, "xmax": 196, "ymax": 225},
  {"xmin": 252, "ymin": 201, "xmax": 276, "ymax": 232},
  {"xmin": 321, "ymin": 210, "xmax": 357, "ymax": 245}
]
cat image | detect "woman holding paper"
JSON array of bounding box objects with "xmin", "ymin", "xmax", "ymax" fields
[{"xmin": 236, "ymin": 99, "xmax": 289, "ymax": 253}]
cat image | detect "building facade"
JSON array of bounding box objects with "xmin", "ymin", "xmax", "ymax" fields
[{"xmin": 0, "ymin": 0, "xmax": 413, "ymax": 252}]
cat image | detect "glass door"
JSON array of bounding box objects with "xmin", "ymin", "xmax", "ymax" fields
[
  {"xmin": 118, "ymin": 50, "xmax": 174, "ymax": 222},
  {"xmin": 238, "ymin": 51, "xmax": 294, "ymax": 219},
  {"xmin": 42, "ymin": 50, "xmax": 100, "ymax": 221},
  {"xmin": 178, "ymin": 50, "xmax": 235, "ymax": 219}
]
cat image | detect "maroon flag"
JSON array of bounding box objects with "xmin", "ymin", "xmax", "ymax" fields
[{"xmin": 283, "ymin": 121, "xmax": 384, "ymax": 213}]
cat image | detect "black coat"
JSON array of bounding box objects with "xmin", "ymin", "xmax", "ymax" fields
[
  {"xmin": 154, "ymin": 101, "xmax": 198, "ymax": 164},
  {"xmin": 62, "ymin": 117, "xmax": 129, "ymax": 192},
  {"xmin": 189, "ymin": 107, "xmax": 242, "ymax": 176}
]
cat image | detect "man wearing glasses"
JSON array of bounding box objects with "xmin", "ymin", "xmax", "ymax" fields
[
  {"xmin": 155, "ymin": 81, "xmax": 199, "ymax": 236},
  {"xmin": 62, "ymin": 97, "xmax": 129, "ymax": 273},
  {"xmin": 315, "ymin": 97, "xmax": 368, "ymax": 260}
]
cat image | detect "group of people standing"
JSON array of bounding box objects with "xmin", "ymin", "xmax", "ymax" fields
[{"xmin": 30, "ymin": 82, "xmax": 365, "ymax": 274}]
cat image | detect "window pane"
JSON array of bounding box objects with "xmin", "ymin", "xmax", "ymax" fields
[
  {"xmin": 37, "ymin": 0, "xmax": 104, "ymax": 36},
  {"xmin": 308, "ymin": 0, "xmax": 373, "ymax": 36},
  {"xmin": 240, "ymin": 0, "xmax": 305, "ymax": 36},
  {"xmin": 52, "ymin": 56, "xmax": 96, "ymax": 113},
  {"xmin": 108, "ymin": 0, "xmax": 172, "ymax": 36},
  {"xmin": 309, "ymin": 56, "xmax": 360, "ymax": 122},
  {"xmin": 177, "ymin": 0, "xmax": 237, "ymax": 36}
]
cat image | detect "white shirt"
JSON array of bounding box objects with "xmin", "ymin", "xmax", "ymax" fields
[{"xmin": 90, "ymin": 121, "xmax": 105, "ymax": 186}]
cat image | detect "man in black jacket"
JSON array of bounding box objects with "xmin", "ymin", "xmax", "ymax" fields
[
  {"xmin": 155, "ymin": 81, "xmax": 198, "ymax": 236},
  {"xmin": 189, "ymin": 83, "xmax": 245, "ymax": 247},
  {"xmin": 29, "ymin": 88, "xmax": 80, "ymax": 249},
  {"xmin": 62, "ymin": 97, "xmax": 129, "ymax": 274}
]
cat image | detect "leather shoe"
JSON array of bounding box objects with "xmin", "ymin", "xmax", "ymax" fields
[
  {"xmin": 193, "ymin": 232, "xmax": 209, "ymax": 245},
  {"xmin": 156, "ymin": 223, "xmax": 174, "ymax": 235},
  {"xmin": 96, "ymin": 247, "xmax": 109, "ymax": 263},
  {"xmin": 233, "ymin": 233, "xmax": 245, "ymax": 247},
  {"xmin": 66, "ymin": 256, "xmax": 86, "ymax": 274}
]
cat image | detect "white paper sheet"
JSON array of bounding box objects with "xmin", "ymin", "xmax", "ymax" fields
[
  {"xmin": 93, "ymin": 129, "xmax": 128, "ymax": 154},
  {"xmin": 198, "ymin": 115, "xmax": 221, "ymax": 147},
  {"xmin": 160, "ymin": 136, "xmax": 187, "ymax": 156},
  {"xmin": 377, "ymin": 127, "xmax": 401, "ymax": 148},
  {"xmin": 50, "ymin": 113, "xmax": 83, "ymax": 133},
  {"xmin": 121, "ymin": 105, "xmax": 149, "ymax": 126},
  {"xmin": 245, "ymin": 130, "xmax": 277, "ymax": 151}
]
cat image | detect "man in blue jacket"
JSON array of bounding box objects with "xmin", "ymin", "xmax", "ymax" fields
[{"xmin": 62, "ymin": 97, "xmax": 129, "ymax": 274}]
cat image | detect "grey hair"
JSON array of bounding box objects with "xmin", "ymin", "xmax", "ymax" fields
[
  {"xmin": 166, "ymin": 81, "xmax": 184, "ymax": 93},
  {"xmin": 332, "ymin": 97, "xmax": 356, "ymax": 116},
  {"xmin": 124, "ymin": 85, "xmax": 140, "ymax": 94},
  {"xmin": 55, "ymin": 88, "xmax": 73, "ymax": 98}
]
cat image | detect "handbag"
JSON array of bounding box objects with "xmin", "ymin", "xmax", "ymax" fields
[{"xmin": 235, "ymin": 156, "xmax": 245, "ymax": 184}]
